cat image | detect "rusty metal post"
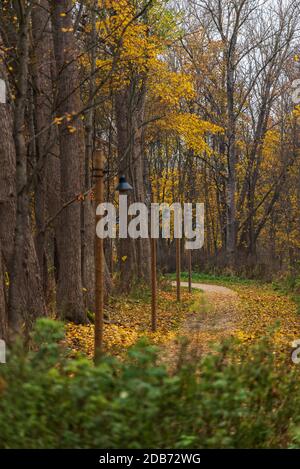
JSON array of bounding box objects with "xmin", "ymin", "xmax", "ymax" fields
[
  {"xmin": 151, "ymin": 237, "xmax": 157, "ymax": 332},
  {"xmin": 176, "ymin": 238, "xmax": 181, "ymax": 302},
  {"xmin": 188, "ymin": 249, "xmax": 192, "ymax": 293},
  {"xmin": 94, "ymin": 149, "xmax": 104, "ymax": 360}
]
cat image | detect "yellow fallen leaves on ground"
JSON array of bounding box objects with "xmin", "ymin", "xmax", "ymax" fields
[
  {"xmin": 232, "ymin": 286, "xmax": 300, "ymax": 353},
  {"xmin": 65, "ymin": 281, "xmax": 300, "ymax": 362},
  {"xmin": 65, "ymin": 289, "xmax": 194, "ymax": 358},
  {"xmin": 163, "ymin": 283, "xmax": 300, "ymax": 365}
]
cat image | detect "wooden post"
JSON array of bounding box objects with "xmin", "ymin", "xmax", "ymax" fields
[
  {"xmin": 110, "ymin": 239, "xmax": 114, "ymax": 276},
  {"xmin": 94, "ymin": 149, "xmax": 104, "ymax": 360},
  {"xmin": 151, "ymin": 237, "xmax": 157, "ymax": 332},
  {"xmin": 188, "ymin": 249, "xmax": 192, "ymax": 293},
  {"xmin": 176, "ymin": 238, "xmax": 181, "ymax": 302}
]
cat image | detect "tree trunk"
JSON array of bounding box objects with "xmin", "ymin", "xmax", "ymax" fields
[
  {"xmin": 115, "ymin": 88, "xmax": 137, "ymax": 291},
  {"xmin": 226, "ymin": 63, "xmax": 236, "ymax": 265},
  {"xmin": 82, "ymin": 2, "xmax": 96, "ymax": 311},
  {"xmin": 115, "ymin": 81, "xmax": 151, "ymax": 291},
  {"xmin": 0, "ymin": 17, "xmax": 46, "ymax": 336},
  {"xmin": 51, "ymin": 0, "xmax": 86, "ymax": 323},
  {"xmin": 31, "ymin": 0, "xmax": 56, "ymax": 293}
]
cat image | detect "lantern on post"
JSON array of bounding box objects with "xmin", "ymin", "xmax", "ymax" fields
[
  {"xmin": 94, "ymin": 160, "xmax": 134, "ymax": 359},
  {"xmin": 115, "ymin": 175, "xmax": 133, "ymax": 288},
  {"xmin": 115, "ymin": 175, "xmax": 133, "ymax": 193}
]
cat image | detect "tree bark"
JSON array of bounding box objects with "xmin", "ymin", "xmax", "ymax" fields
[
  {"xmin": 0, "ymin": 16, "xmax": 46, "ymax": 336},
  {"xmin": 82, "ymin": 1, "xmax": 96, "ymax": 311},
  {"xmin": 31, "ymin": 0, "xmax": 58, "ymax": 293},
  {"xmin": 225, "ymin": 40, "xmax": 237, "ymax": 265},
  {"xmin": 51, "ymin": 0, "xmax": 86, "ymax": 322},
  {"xmin": 115, "ymin": 81, "xmax": 151, "ymax": 291}
]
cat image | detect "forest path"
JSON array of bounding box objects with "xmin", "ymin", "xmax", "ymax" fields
[
  {"xmin": 173, "ymin": 281, "xmax": 237, "ymax": 296},
  {"xmin": 167, "ymin": 281, "xmax": 242, "ymax": 361},
  {"xmin": 66, "ymin": 279, "xmax": 300, "ymax": 361},
  {"xmin": 165, "ymin": 279, "xmax": 300, "ymax": 366}
]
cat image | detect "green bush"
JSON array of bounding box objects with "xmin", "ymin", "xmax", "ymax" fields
[{"xmin": 0, "ymin": 319, "xmax": 300, "ymax": 449}]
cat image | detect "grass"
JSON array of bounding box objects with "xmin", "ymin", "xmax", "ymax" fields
[{"xmin": 165, "ymin": 271, "xmax": 262, "ymax": 286}]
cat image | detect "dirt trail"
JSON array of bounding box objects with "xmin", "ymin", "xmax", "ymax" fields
[
  {"xmin": 176, "ymin": 281, "xmax": 237, "ymax": 296},
  {"xmin": 168, "ymin": 281, "xmax": 241, "ymax": 360}
]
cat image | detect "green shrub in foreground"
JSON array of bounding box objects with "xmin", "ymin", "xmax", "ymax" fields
[{"xmin": 0, "ymin": 319, "xmax": 300, "ymax": 449}]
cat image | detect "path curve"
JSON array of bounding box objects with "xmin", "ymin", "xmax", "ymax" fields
[
  {"xmin": 172, "ymin": 281, "xmax": 237, "ymax": 296},
  {"xmin": 165, "ymin": 281, "xmax": 241, "ymax": 364}
]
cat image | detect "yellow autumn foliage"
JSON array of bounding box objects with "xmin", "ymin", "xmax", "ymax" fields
[{"xmin": 158, "ymin": 113, "xmax": 223, "ymax": 155}]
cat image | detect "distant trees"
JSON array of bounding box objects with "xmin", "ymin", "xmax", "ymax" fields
[
  {"xmin": 0, "ymin": 0, "xmax": 300, "ymax": 338},
  {"xmin": 153, "ymin": 0, "xmax": 300, "ymax": 274}
]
